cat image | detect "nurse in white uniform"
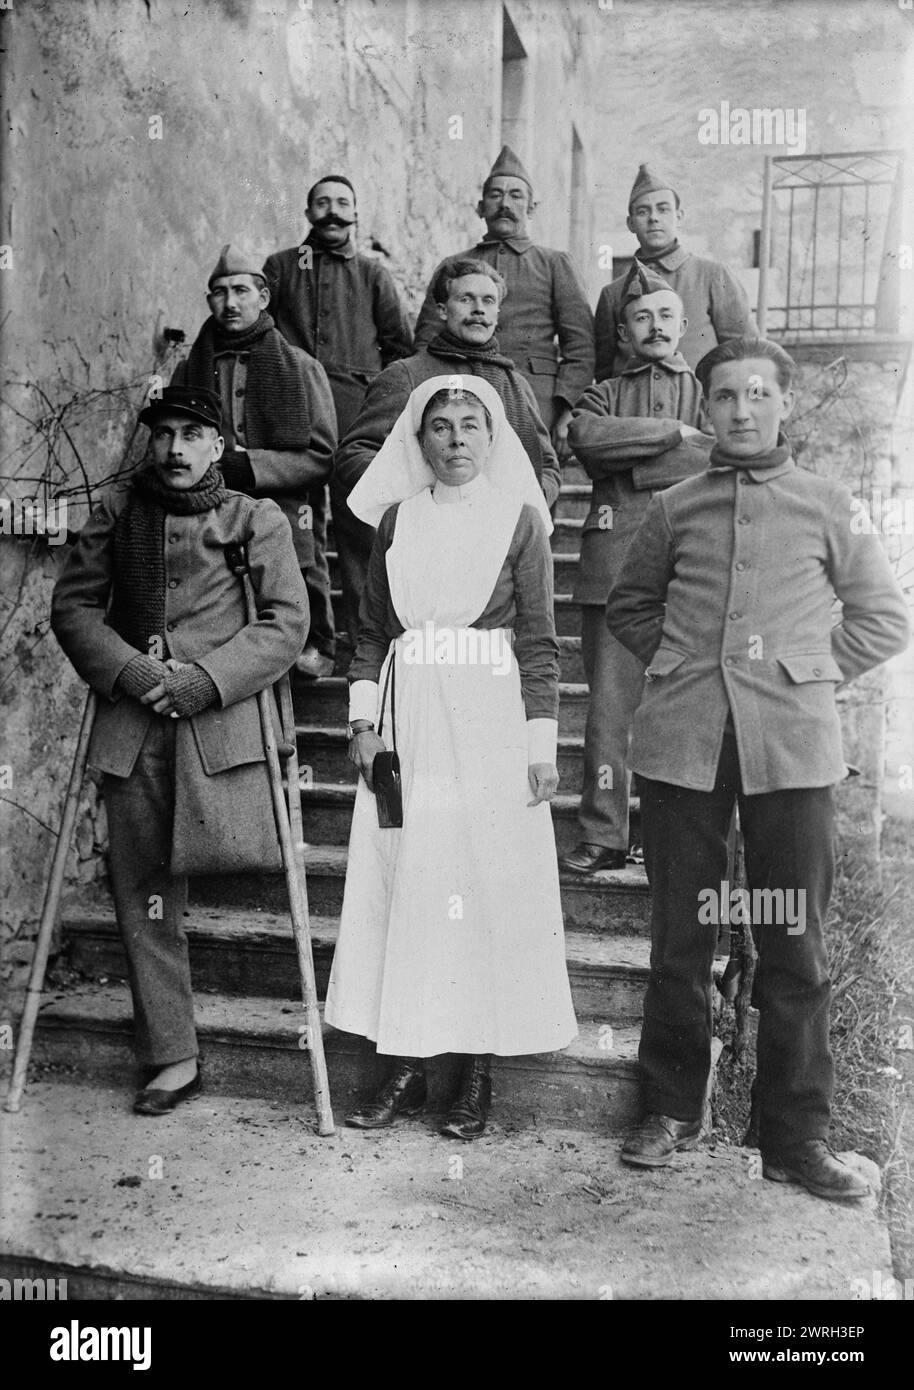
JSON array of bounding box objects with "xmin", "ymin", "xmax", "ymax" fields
[{"xmin": 325, "ymin": 375, "xmax": 577, "ymax": 1139}]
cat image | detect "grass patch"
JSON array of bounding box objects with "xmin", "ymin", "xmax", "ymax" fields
[{"xmin": 711, "ymin": 862, "xmax": 912, "ymax": 1222}]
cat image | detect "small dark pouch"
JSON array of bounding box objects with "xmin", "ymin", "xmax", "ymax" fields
[{"xmin": 373, "ymin": 651, "xmax": 403, "ymax": 828}]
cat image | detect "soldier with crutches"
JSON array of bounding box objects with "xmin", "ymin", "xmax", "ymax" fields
[{"xmin": 36, "ymin": 385, "xmax": 334, "ymax": 1130}]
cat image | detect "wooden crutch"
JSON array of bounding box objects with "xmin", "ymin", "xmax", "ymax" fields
[
  {"xmin": 226, "ymin": 544, "xmax": 335, "ymax": 1135},
  {"xmin": 6, "ymin": 688, "xmax": 98, "ymax": 1112}
]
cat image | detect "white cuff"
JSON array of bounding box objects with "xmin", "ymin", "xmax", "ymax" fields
[
  {"xmin": 527, "ymin": 717, "xmax": 558, "ymax": 765},
  {"xmin": 348, "ymin": 679, "xmax": 379, "ymax": 725}
]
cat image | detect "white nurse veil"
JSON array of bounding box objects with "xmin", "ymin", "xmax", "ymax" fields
[{"xmin": 347, "ymin": 373, "xmax": 554, "ymax": 534}]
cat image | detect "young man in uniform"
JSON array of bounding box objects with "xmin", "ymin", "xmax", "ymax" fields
[
  {"xmin": 595, "ymin": 163, "xmax": 756, "ymax": 381},
  {"xmin": 606, "ymin": 338, "xmax": 909, "ymax": 1198}
]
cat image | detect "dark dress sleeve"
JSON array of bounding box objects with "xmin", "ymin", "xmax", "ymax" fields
[
  {"xmin": 347, "ymin": 504, "xmax": 405, "ymax": 683},
  {"xmin": 509, "ymin": 504, "xmax": 560, "ymax": 720}
]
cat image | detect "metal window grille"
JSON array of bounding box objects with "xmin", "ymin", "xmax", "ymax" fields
[{"xmin": 757, "ymin": 151, "xmax": 905, "ymax": 338}]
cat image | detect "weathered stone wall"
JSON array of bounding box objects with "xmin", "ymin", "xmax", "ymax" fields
[
  {"xmin": 586, "ymin": 0, "xmax": 914, "ymax": 305},
  {"xmin": 0, "ymin": 0, "xmax": 598, "ymax": 997}
]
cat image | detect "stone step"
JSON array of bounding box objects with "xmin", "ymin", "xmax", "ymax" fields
[
  {"xmin": 293, "ymin": 676, "xmax": 593, "ymax": 738},
  {"xmin": 189, "ymin": 844, "xmax": 652, "ymax": 932},
  {"xmin": 2, "ymin": 1078, "xmax": 887, "ymax": 1302},
  {"xmin": 294, "ymin": 783, "xmax": 630, "ymax": 858},
  {"xmin": 552, "ymin": 551, "xmax": 580, "ymax": 583},
  {"xmin": 61, "ymin": 905, "xmax": 653, "ymax": 1022},
  {"xmin": 553, "ymin": 483, "xmax": 591, "ymax": 521},
  {"xmin": 296, "ymin": 725, "xmax": 587, "ymax": 786},
  {"xmin": 553, "ymin": 593, "xmax": 582, "ymax": 637},
  {"xmin": 550, "ymin": 517, "xmax": 584, "ymax": 553},
  {"xmin": 29, "ymin": 981, "xmax": 642, "ymax": 1134}
]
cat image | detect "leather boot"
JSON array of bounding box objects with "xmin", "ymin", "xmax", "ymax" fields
[
  {"xmin": 345, "ymin": 1057, "xmax": 427, "ymax": 1129},
  {"xmin": 762, "ymin": 1139, "xmax": 871, "ymax": 1201},
  {"xmin": 440, "ymin": 1054, "xmax": 492, "ymax": 1140}
]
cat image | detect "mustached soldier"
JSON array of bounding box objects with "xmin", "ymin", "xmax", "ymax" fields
[{"xmin": 51, "ymin": 386, "xmax": 308, "ymax": 1115}]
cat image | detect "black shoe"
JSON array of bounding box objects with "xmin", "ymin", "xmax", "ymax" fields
[
  {"xmin": 620, "ymin": 1112, "xmax": 702, "ymax": 1168},
  {"xmin": 345, "ymin": 1059, "xmax": 427, "ymax": 1129},
  {"xmin": 560, "ymin": 843, "xmax": 627, "ymax": 874},
  {"xmin": 762, "ymin": 1139, "xmax": 870, "ymax": 1201},
  {"xmin": 133, "ymin": 1067, "xmax": 202, "ymax": 1116},
  {"xmin": 440, "ymin": 1055, "xmax": 492, "ymax": 1141}
]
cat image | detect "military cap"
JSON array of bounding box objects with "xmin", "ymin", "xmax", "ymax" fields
[{"xmin": 139, "ymin": 385, "xmax": 222, "ymax": 431}]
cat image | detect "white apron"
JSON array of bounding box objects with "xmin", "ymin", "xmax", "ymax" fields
[{"xmin": 325, "ymin": 485, "xmax": 577, "ymax": 1057}]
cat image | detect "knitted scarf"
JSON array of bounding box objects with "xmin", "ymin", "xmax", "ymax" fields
[
  {"xmin": 636, "ymin": 239, "xmax": 681, "ymax": 267},
  {"xmin": 709, "ymin": 437, "xmax": 791, "ymax": 471},
  {"xmin": 183, "ymin": 310, "xmax": 312, "ymax": 447},
  {"xmin": 426, "ymin": 328, "xmax": 545, "ymax": 479},
  {"xmin": 110, "ymin": 465, "xmax": 228, "ymax": 657}
]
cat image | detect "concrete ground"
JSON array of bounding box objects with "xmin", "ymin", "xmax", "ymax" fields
[{"xmin": 0, "ymin": 1076, "xmax": 891, "ymax": 1301}]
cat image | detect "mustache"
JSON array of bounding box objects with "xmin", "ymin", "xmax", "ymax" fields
[
  {"xmin": 314, "ymin": 215, "xmax": 355, "ymax": 229},
  {"xmin": 646, "ymin": 332, "xmax": 671, "ymax": 341}
]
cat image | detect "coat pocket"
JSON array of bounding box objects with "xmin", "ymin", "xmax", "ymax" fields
[
  {"xmin": 191, "ymin": 698, "xmax": 275, "ymax": 774},
  {"xmin": 776, "ymin": 654, "xmax": 845, "ymax": 684},
  {"xmin": 645, "ymin": 645, "xmax": 688, "ymax": 681},
  {"xmin": 526, "ymin": 354, "xmax": 559, "ymax": 377}
]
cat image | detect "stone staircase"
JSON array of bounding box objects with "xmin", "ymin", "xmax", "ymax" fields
[{"xmin": 31, "ymin": 467, "xmax": 660, "ymax": 1130}]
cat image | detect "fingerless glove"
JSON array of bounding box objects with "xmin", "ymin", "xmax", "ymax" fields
[
  {"xmin": 116, "ymin": 654, "xmax": 168, "ymax": 700},
  {"xmin": 163, "ymin": 663, "xmax": 219, "ymax": 717}
]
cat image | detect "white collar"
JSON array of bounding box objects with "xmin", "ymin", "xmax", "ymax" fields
[{"xmin": 432, "ymin": 472, "xmax": 489, "ymax": 505}]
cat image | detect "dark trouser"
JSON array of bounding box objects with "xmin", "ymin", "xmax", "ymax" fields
[
  {"xmin": 329, "ymin": 474, "xmax": 376, "ymax": 647},
  {"xmin": 638, "ymin": 726, "xmax": 835, "ymax": 1150},
  {"xmin": 303, "ymin": 483, "xmax": 336, "ymax": 658},
  {"xmin": 102, "ymin": 719, "xmax": 197, "ymax": 1068},
  {"xmin": 579, "ymin": 605, "xmax": 646, "ymax": 851}
]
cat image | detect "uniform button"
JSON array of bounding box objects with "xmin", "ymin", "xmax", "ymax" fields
[
  {"xmin": 735, "ymin": 561, "xmax": 746, "ymax": 571},
  {"xmin": 319, "ymin": 308, "xmax": 329, "ymax": 317},
  {"xmin": 653, "ymin": 403, "xmax": 663, "ymax": 412},
  {"xmin": 729, "ymin": 611, "xmax": 742, "ymax": 620},
  {"xmin": 166, "ymin": 621, "xmax": 177, "ymax": 631},
  {"xmin": 168, "ymin": 578, "xmax": 179, "ymax": 588},
  {"xmin": 738, "ymin": 516, "xmax": 750, "ymax": 525},
  {"xmin": 235, "ymin": 387, "xmax": 244, "ymax": 397},
  {"xmin": 725, "ymin": 656, "xmax": 735, "ymax": 666},
  {"xmin": 653, "ymin": 371, "xmax": 662, "ymax": 380},
  {"xmin": 812, "ymin": 666, "xmax": 822, "ymax": 676},
  {"xmin": 169, "ymin": 534, "xmax": 179, "ymax": 544},
  {"xmin": 739, "ymin": 476, "xmax": 749, "ymax": 484}
]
